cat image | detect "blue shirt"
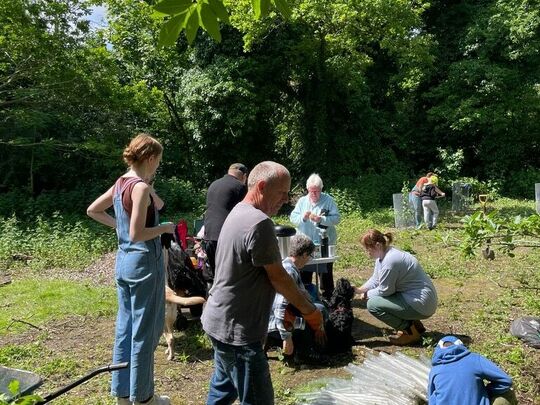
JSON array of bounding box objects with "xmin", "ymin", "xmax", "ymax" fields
[
  {"xmin": 428, "ymin": 339, "xmax": 512, "ymax": 404},
  {"xmin": 267, "ymin": 257, "xmax": 306, "ymax": 340},
  {"xmin": 290, "ymin": 193, "xmax": 340, "ymax": 244}
]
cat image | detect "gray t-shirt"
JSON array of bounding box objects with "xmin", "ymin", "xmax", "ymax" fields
[
  {"xmin": 362, "ymin": 247, "xmax": 438, "ymax": 316},
  {"xmin": 201, "ymin": 202, "xmax": 282, "ymax": 345}
]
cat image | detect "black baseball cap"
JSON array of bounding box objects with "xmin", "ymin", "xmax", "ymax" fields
[{"xmin": 229, "ymin": 163, "xmax": 248, "ymax": 174}]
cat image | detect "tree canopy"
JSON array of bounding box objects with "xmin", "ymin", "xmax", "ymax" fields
[{"xmin": 0, "ymin": 0, "xmax": 538, "ymax": 211}]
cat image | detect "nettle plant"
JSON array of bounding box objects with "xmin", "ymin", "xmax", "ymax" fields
[{"xmin": 460, "ymin": 210, "xmax": 540, "ymax": 258}]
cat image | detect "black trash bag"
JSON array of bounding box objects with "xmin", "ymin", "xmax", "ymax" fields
[{"xmin": 510, "ymin": 317, "xmax": 540, "ymax": 349}]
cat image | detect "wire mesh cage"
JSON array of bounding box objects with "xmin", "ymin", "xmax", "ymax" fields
[
  {"xmin": 452, "ymin": 182, "xmax": 472, "ymax": 213},
  {"xmin": 393, "ymin": 193, "xmax": 415, "ymax": 229}
]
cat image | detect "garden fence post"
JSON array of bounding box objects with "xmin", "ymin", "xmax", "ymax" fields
[{"xmin": 534, "ymin": 183, "xmax": 540, "ymax": 214}]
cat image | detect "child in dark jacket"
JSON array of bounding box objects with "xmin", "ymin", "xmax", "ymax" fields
[{"xmin": 428, "ymin": 336, "xmax": 517, "ymax": 405}]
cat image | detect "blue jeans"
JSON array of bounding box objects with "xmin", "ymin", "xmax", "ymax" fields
[
  {"xmin": 367, "ymin": 293, "xmax": 428, "ymax": 331},
  {"xmin": 409, "ymin": 193, "xmax": 423, "ymax": 227},
  {"xmin": 207, "ymin": 337, "xmax": 274, "ymax": 405},
  {"xmin": 111, "ymin": 249, "xmax": 165, "ymax": 402}
]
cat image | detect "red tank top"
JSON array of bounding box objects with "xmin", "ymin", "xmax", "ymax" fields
[{"xmin": 116, "ymin": 177, "xmax": 155, "ymax": 226}]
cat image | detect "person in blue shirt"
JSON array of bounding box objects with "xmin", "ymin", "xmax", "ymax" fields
[
  {"xmin": 428, "ymin": 335, "xmax": 517, "ymax": 405},
  {"xmin": 290, "ymin": 173, "xmax": 340, "ymax": 300}
]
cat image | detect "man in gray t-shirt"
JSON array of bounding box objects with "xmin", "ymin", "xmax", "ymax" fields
[
  {"xmin": 202, "ymin": 202, "xmax": 281, "ymax": 344},
  {"xmin": 202, "ymin": 161, "xmax": 325, "ymax": 405}
]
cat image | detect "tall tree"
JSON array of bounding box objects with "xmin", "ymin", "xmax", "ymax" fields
[
  {"xmin": 425, "ymin": 0, "xmax": 540, "ymax": 180},
  {"xmin": 0, "ymin": 0, "xmax": 168, "ymax": 193}
]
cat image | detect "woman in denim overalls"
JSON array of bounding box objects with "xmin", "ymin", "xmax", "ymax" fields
[{"xmin": 87, "ymin": 134, "xmax": 175, "ymax": 405}]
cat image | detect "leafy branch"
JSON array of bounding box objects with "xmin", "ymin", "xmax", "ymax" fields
[
  {"xmin": 153, "ymin": 0, "xmax": 291, "ymax": 46},
  {"xmin": 460, "ymin": 210, "xmax": 540, "ymax": 258}
]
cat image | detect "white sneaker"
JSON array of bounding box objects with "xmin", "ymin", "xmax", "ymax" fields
[
  {"xmin": 117, "ymin": 398, "xmax": 132, "ymax": 405},
  {"xmin": 134, "ymin": 394, "xmax": 171, "ymax": 405}
]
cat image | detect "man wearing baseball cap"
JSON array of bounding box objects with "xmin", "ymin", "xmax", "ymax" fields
[{"xmin": 203, "ymin": 163, "xmax": 248, "ymax": 287}]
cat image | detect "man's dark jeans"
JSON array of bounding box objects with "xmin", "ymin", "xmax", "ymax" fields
[{"xmin": 206, "ymin": 337, "xmax": 274, "ymax": 405}]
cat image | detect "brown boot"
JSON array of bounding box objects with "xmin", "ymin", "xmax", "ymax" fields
[
  {"xmin": 389, "ymin": 323, "xmax": 422, "ymax": 346},
  {"xmin": 390, "ymin": 320, "xmax": 426, "ymax": 338},
  {"xmin": 412, "ymin": 320, "xmax": 426, "ymax": 334}
]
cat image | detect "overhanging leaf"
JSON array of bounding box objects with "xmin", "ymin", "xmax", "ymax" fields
[
  {"xmin": 151, "ymin": 10, "xmax": 169, "ymax": 19},
  {"xmin": 158, "ymin": 11, "xmax": 189, "ymax": 47},
  {"xmin": 154, "ymin": 0, "xmax": 193, "ymax": 16},
  {"xmin": 273, "ymin": 0, "xmax": 291, "ymax": 19},
  {"xmin": 207, "ymin": 0, "xmax": 230, "ymax": 23},
  {"xmin": 199, "ymin": 3, "xmax": 221, "ymax": 42},
  {"xmin": 185, "ymin": 6, "xmax": 200, "ymax": 45},
  {"xmin": 252, "ymin": 0, "xmax": 271, "ymax": 19}
]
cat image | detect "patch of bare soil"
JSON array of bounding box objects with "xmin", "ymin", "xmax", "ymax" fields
[{"xmin": 38, "ymin": 252, "xmax": 118, "ymax": 287}]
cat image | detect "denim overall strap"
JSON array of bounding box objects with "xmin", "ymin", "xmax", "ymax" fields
[{"xmin": 110, "ymin": 177, "xmax": 165, "ymax": 402}]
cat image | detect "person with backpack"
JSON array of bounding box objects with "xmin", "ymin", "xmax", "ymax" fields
[
  {"xmin": 409, "ymin": 172, "xmax": 433, "ymax": 228},
  {"xmin": 420, "ymin": 175, "xmax": 445, "ymax": 230}
]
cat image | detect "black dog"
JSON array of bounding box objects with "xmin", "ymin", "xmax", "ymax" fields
[
  {"xmin": 324, "ymin": 278, "xmax": 355, "ymax": 354},
  {"xmin": 162, "ymin": 241, "xmax": 207, "ymax": 360},
  {"xmin": 166, "ymin": 242, "xmax": 207, "ymax": 296}
]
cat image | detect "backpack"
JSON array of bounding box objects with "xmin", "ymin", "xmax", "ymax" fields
[{"xmin": 421, "ymin": 184, "xmax": 438, "ymax": 199}]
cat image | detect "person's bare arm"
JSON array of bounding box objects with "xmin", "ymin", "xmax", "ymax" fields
[
  {"xmin": 354, "ymin": 287, "xmax": 368, "ymax": 300},
  {"xmin": 282, "ymin": 336, "xmax": 294, "ymax": 355},
  {"xmin": 354, "ymin": 286, "xmax": 368, "ymax": 294},
  {"xmin": 265, "ymin": 262, "xmax": 315, "ymax": 315},
  {"xmin": 87, "ymin": 185, "xmax": 116, "ymax": 229},
  {"xmin": 130, "ymin": 182, "xmax": 174, "ymax": 242},
  {"xmin": 435, "ymin": 186, "xmax": 446, "ymax": 197}
]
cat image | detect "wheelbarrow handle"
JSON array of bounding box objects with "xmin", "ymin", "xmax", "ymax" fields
[
  {"xmin": 107, "ymin": 362, "xmax": 129, "ymax": 372},
  {"xmin": 37, "ymin": 362, "xmax": 129, "ymax": 404}
]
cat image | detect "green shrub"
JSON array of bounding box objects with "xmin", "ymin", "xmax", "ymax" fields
[
  {"xmin": 502, "ymin": 168, "xmax": 540, "ymax": 199},
  {"xmin": 437, "ymin": 177, "xmax": 501, "ymax": 201},
  {"xmin": 155, "ymin": 177, "xmax": 206, "ymax": 215},
  {"xmin": 0, "ymin": 213, "xmax": 115, "ymax": 270},
  {"xmin": 0, "ymin": 177, "xmax": 206, "ymax": 223},
  {"xmin": 0, "ymin": 181, "xmax": 111, "ymax": 218},
  {"xmin": 329, "ymin": 170, "xmax": 408, "ymax": 214}
]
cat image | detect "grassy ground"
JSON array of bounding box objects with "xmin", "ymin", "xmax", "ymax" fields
[{"xmin": 0, "ymin": 199, "xmax": 539, "ymax": 404}]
